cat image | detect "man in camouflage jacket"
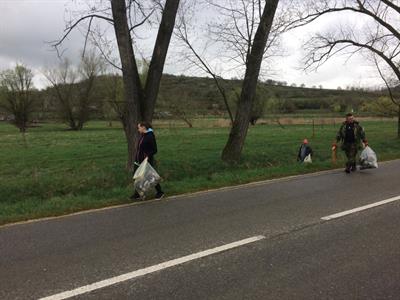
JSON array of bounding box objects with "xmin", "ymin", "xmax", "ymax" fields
[{"xmin": 333, "ymin": 113, "xmax": 368, "ymax": 173}]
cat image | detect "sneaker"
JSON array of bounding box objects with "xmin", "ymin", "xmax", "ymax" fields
[
  {"xmin": 345, "ymin": 167, "xmax": 351, "ymax": 174},
  {"xmin": 155, "ymin": 192, "xmax": 165, "ymax": 200},
  {"xmin": 130, "ymin": 193, "xmax": 141, "ymax": 201}
]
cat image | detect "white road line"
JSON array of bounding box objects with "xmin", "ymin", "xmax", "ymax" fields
[
  {"xmin": 39, "ymin": 235, "xmax": 265, "ymax": 300},
  {"xmin": 321, "ymin": 195, "xmax": 400, "ymax": 221}
]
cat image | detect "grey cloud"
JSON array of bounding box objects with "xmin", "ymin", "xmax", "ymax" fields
[
  {"xmin": 0, "ymin": 1, "xmax": 101, "ymax": 70},
  {"xmin": 0, "ymin": 0, "xmax": 384, "ymax": 90}
]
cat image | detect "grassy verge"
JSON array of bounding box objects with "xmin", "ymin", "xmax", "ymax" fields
[{"xmin": 1, "ymin": 120, "xmax": 399, "ymax": 225}]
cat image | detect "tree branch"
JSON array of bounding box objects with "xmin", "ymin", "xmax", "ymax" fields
[
  {"xmin": 381, "ymin": 0, "xmax": 400, "ymax": 15},
  {"xmin": 129, "ymin": 9, "xmax": 155, "ymax": 31},
  {"xmin": 82, "ymin": 16, "xmax": 94, "ymax": 58},
  {"xmin": 176, "ymin": 21, "xmax": 234, "ymax": 124},
  {"xmin": 305, "ymin": 36, "xmax": 400, "ymax": 81},
  {"xmin": 52, "ymin": 14, "xmax": 114, "ymax": 49},
  {"xmin": 286, "ymin": 1, "xmax": 400, "ymax": 42},
  {"xmin": 374, "ymin": 55, "xmax": 400, "ymax": 106}
]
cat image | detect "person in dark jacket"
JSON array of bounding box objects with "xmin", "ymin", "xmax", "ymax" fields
[
  {"xmin": 333, "ymin": 113, "xmax": 368, "ymax": 173},
  {"xmin": 297, "ymin": 139, "xmax": 313, "ymax": 162},
  {"xmin": 131, "ymin": 122, "xmax": 164, "ymax": 200}
]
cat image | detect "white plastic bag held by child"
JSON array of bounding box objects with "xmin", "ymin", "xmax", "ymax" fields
[
  {"xmin": 133, "ymin": 158, "xmax": 161, "ymax": 196},
  {"xmin": 360, "ymin": 146, "xmax": 378, "ymax": 169}
]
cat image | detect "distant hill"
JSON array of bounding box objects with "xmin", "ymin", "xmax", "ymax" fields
[
  {"xmin": 24, "ymin": 73, "xmax": 385, "ymax": 121},
  {"xmin": 156, "ymin": 74, "xmax": 383, "ymax": 116}
]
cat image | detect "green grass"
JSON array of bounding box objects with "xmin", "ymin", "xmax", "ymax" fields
[{"xmin": 1, "ymin": 120, "xmax": 400, "ymax": 225}]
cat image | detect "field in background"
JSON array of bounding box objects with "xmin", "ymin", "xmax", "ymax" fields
[
  {"xmin": 153, "ymin": 115, "xmax": 396, "ymax": 128},
  {"xmin": 1, "ymin": 118, "xmax": 399, "ymax": 225}
]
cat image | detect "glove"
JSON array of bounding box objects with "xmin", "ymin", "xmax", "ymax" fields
[
  {"xmin": 363, "ymin": 140, "xmax": 368, "ymax": 147},
  {"xmin": 331, "ymin": 143, "xmax": 337, "ymax": 151}
]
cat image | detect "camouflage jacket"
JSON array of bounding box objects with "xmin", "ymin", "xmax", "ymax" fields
[{"xmin": 336, "ymin": 121, "xmax": 366, "ymax": 150}]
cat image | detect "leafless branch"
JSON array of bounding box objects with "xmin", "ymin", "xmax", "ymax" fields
[
  {"xmin": 175, "ymin": 11, "xmax": 235, "ymax": 124},
  {"xmin": 381, "ymin": 0, "xmax": 400, "ymax": 15},
  {"xmin": 304, "ymin": 32, "xmax": 400, "ymax": 80},
  {"xmin": 52, "ymin": 14, "xmax": 114, "ymax": 49},
  {"xmin": 374, "ymin": 55, "xmax": 400, "ymax": 106},
  {"xmin": 82, "ymin": 16, "xmax": 94, "ymax": 58},
  {"xmin": 129, "ymin": 9, "xmax": 155, "ymax": 31},
  {"xmin": 285, "ymin": 0, "xmax": 400, "ymax": 42}
]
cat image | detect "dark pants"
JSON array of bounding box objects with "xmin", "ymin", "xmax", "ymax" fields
[
  {"xmin": 133, "ymin": 158, "xmax": 163, "ymax": 195},
  {"xmin": 343, "ymin": 143, "xmax": 357, "ymax": 169}
]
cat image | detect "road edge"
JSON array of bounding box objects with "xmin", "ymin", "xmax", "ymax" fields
[{"xmin": 2, "ymin": 158, "xmax": 399, "ymax": 229}]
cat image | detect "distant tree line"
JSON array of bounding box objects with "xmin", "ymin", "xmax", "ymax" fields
[{"xmin": 0, "ymin": 69, "xmax": 389, "ymax": 130}]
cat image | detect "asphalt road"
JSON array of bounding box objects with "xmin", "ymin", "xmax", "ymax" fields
[{"xmin": 1, "ymin": 160, "xmax": 400, "ymax": 300}]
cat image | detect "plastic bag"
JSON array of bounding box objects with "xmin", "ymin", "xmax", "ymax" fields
[
  {"xmin": 304, "ymin": 154, "xmax": 312, "ymax": 163},
  {"xmin": 133, "ymin": 158, "xmax": 161, "ymax": 196},
  {"xmin": 359, "ymin": 146, "xmax": 378, "ymax": 169}
]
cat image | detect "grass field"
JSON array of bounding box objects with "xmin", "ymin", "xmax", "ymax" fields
[{"xmin": 1, "ymin": 119, "xmax": 399, "ymax": 225}]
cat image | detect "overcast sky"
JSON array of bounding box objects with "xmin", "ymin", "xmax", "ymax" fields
[{"xmin": 0, "ymin": 0, "xmax": 383, "ymax": 90}]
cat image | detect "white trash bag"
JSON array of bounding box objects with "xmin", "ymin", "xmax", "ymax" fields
[
  {"xmin": 304, "ymin": 154, "xmax": 312, "ymax": 164},
  {"xmin": 133, "ymin": 158, "xmax": 161, "ymax": 196},
  {"xmin": 359, "ymin": 146, "xmax": 378, "ymax": 169}
]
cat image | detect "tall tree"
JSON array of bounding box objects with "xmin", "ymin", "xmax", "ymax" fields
[
  {"xmin": 54, "ymin": 0, "xmax": 180, "ymax": 169},
  {"xmin": 0, "ymin": 65, "xmax": 35, "ymax": 132},
  {"xmin": 176, "ymin": 0, "xmax": 286, "ymax": 130},
  {"xmin": 221, "ymin": 0, "xmax": 280, "ymax": 162},
  {"xmin": 176, "ymin": 0, "xmax": 283, "ymax": 161}
]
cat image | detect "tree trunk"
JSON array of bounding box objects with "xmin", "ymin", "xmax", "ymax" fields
[
  {"xmin": 77, "ymin": 77, "xmax": 95, "ymax": 131},
  {"xmin": 183, "ymin": 117, "xmax": 193, "ymax": 128},
  {"xmin": 398, "ymin": 105, "xmax": 400, "ymax": 138},
  {"xmin": 68, "ymin": 118, "xmax": 78, "ymax": 130},
  {"xmin": 111, "ymin": 0, "xmax": 180, "ymax": 169},
  {"xmin": 77, "ymin": 121, "xmax": 84, "ymax": 131},
  {"xmin": 142, "ymin": 0, "xmax": 180, "ymax": 122},
  {"xmin": 122, "ymin": 118, "xmax": 137, "ymax": 169},
  {"xmin": 221, "ymin": 0, "xmax": 280, "ymax": 162},
  {"xmin": 111, "ymin": 0, "xmax": 144, "ymax": 171}
]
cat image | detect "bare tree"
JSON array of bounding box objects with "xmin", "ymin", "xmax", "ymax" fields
[
  {"xmin": 177, "ymin": 0, "xmax": 289, "ymax": 125},
  {"xmin": 289, "ymin": 0, "xmax": 400, "ymax": 137},
  {"xmin": 206, "ymin": 0, "xmax": 285, "ymax": 73},
  {"xmin": 220, "ymin": 0, "xmax": 281, "ymax": 162},
  {"xmin": 0, "ymin": 65, "xmax": 36, "ymax": 132},
  {"xmin": 54, "ymin": 0, "xmax": 180, "ymax": 169},
  {"xmin": 176, "ymin": 0, "xmax": 283, "ymax": 161},
  {"xmin": 76, "ymin": 51, "xmax": 106, "ymax": 130},
  {"xmin": 43, "ymin": 59, "xmax": 77, "ymax": 129},
  {"xmin": 44, "ymin": 51, "xmax": 104, "ymax": 130}
]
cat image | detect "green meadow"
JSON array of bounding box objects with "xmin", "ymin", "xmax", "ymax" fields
[{"xmin": 1, "ymin": 119, "xmax": 399, "ymax": 225}]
